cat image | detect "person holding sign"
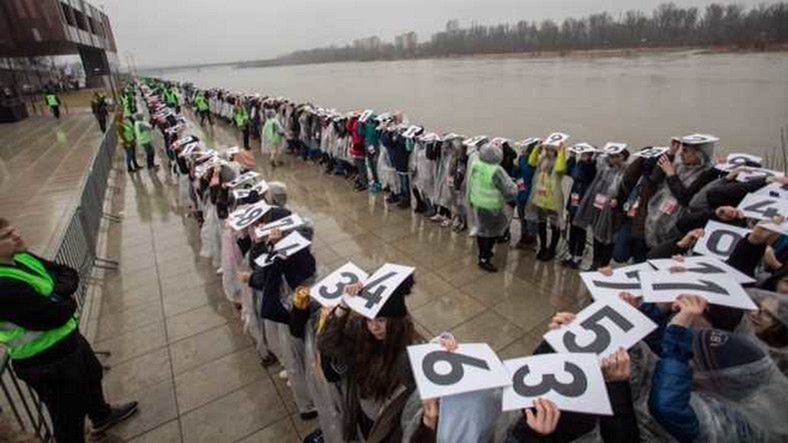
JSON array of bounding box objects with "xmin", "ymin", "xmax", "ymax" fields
[
  {"xmin": 572, "ymin": 143, "xmax": 629, "ymax": 271},
  {"xmin": 512, "ymin": 138, "xmax": 541, "ymax": 248},
  {"xmin": 467, "ymin": 142, "xmax": 518, "ymax": 272},
  {"xmin": 317, "ymin": 276, "xmax": 422, "ymax": 441},
  {"xmin": 649, "ymin": 298, "xmax": 788, "ymax": 442},
  {"xmin": 528, "ymin": 138, "xmax": 568, "ymax": 262},
  {"xmin": 247, "ymin": 216, "xmax": 318, "ymax": 420},
  {"xmin": 561, "ymin": 143, "xmax": 597, "ymax": 267},
  {"xmin": 646, "ymin": 134, "xmax": 720, "ymax": 249}
]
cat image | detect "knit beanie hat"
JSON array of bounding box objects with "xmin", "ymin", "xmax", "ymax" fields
[{"xmin": 693, "ymin": 329, "xmax": 765, "ymax": 371}]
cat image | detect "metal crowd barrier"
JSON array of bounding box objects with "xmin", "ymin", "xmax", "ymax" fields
[{"xmin": 0, "ymin": 121, "xmax": 121, "ymax": 442}]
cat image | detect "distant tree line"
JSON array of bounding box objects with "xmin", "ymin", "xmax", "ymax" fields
[{"xmin": 271, "ymin": 2, "xmax": 788, "ymax": 65}]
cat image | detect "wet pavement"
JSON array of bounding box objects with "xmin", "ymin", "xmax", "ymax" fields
[
  {"xmin": 0, "ymin": 111, "xmax": 105, "ymax": 253},
  {"xmin": 80, "ymin": 114, "xmax": 591, "ymax": 442}
]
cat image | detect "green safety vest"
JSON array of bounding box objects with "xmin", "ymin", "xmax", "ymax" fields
[
  {"xmin": 122, "ymin": 95, "xmax": 133, "ymax": 117},
  {"xmin": 263, "ymin": 118, "xmax": 283, "ymax": 146},
  {"xmin": 45, "ymin": 94, "xmax": 59, "ymax": 107},
  {"xmin": 134, "ymin": 121, "xmax": 152, "ymax": 145},
  {"xmin": 164, "ymin": 88, "xmax": 179, "ymax": 106},
  {"xmin": 0, "ymin": 253, "xmax": 78, "ymax": 360},
  {"xmin": 195, "ymin": 95, "xmax": 209, "ymax": 112},
  {"xmin": 469, "ymin": 161, "xmax": 504, "ymax": 211},
  {"xmin": 121, "ymin": 121, "xmax": 136, "ymax": 144},
  {"xmin": 234, "ymin": 108, "xmax": 249, "ymax": 128}
]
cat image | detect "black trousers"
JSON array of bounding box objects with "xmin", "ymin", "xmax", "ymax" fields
[
  {"xmin": 242, "ymin": 126, "xmax": 250, "ymax": 149},
  {"xmin": 477, "ymin": 236, "xmax": 496, "ymax": 261},
  {"xmin": 50, "ymin": 105, "xmax": 60, "ymax": 119},
  {"xmin": 593, "ymin": 239, "xmax": 615, "ymax": 268},
  {"xmin": 14, "ymin": 333, "xmax": 110, "ymax": 443},
  {"xmin": 97, "ymin": 115, "xmax": 107, "ymax": 133},
  {"xmin": 199, "ymin": 110, "xmax": 212, "ymax": 126},
  {"xmin": 568, "ymin": 224, "xmax": 587, "ymax": 258}
]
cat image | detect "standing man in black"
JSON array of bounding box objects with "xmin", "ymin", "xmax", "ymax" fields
[
  {"xmin": 0, "ymin": 218, "xmax": 138, "ymax": 442},
  {"xmin": 91, "ymin": 92, "xmax": 109, "ymax": 133}
]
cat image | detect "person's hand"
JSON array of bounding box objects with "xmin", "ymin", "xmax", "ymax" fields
[
  {"xmin": 267, "ymin": 228, "xmax": 283, "ymax": 244},
  {"xmin": 524, "ymin": 398, "xmax": 560, "ymax": 436},
  {"xmin": 763, "ymin": 246, "xmax": 783, "ymax": 271},
  {"xmin": 598, "ymin": 266, "xmax": 614, "ymax": 277},
  {"xmin": 601, "ymin": 348, "xmax": 631, "ymax": 382},
  {"xmin": 238, "ymin": 271, "xmax": 251, "ymax": 284},
  {"xmin": 439, "ymin": 333, "xmax": 458, "ymax": 352},
  {"xmin": 670, "ymin": 295, "xmax": 708, "ymax": 327},
  {"xmin": 610, "ymin": 198, "xmax": 618, "ymax": 209},
  {"xmin": 668, "ymin": 254, "xmax": 687, "ymax": 273},
  {"xmin": 345, "ymin": 282, "xmax": 363, "ymax": 297},
  {"xmin": 676, "ymin": 228, "xmax": 704, "ymax": 249},
  {"xmin": 750, "ymin": 222, "xmax": 782, "ymax": 245},
  {"xmin": 548, "ymin": 312, "xmax": 576, "ymax": 330},
  {"xmin": 422, "ymin": 398, "xmax": 439, "ymax": 430},
  {"xmin": 619, "ymin": 291, "xmax": 642, "ymax": 308},
  {"xmin": 657, "ymin": 155, "xmax": 676, "ymax": 176},
  {"xmin": 715, "ymin": 206, "xmax": 743, "ymax": 221}
]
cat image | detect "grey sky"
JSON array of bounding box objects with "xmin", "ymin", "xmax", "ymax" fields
[{"xmin": 99, "ymin": 0, "xmax": 768, "ymax": 68}]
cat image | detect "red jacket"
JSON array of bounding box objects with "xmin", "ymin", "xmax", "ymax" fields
[{"xmin": 347, "ymin": 116, "xmax": 365, "ymax": 158}]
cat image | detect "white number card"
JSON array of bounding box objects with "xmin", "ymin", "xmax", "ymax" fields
[
  {"xmin": 227, "ymin": 200, "xmax": 271, "ymax": 231},
  {"xmin": 502, "ymin": 353, "xmax": 611, "ymax": 415},
  {"xmin": 580, "ymin": 263, "xmax": 655, "ymax": 300},
  {"xmin": 408, "ymin": 343, "xmax": 510, "ymax": 400},
  {"xmin": 253, "ymin": 214, "xmax": 305, "ymax": 239},
  {"xmin": 754, "ymin": 182, "xmax": 788, "ymax": 200},
  {"xmin": 544, "ymin": 132, "xmax": 570, "ymax": 146},
  {"xmin": 737, "ymin": 193, "xmax": 788, "ymax": 220},
  {"xmin": 648, "ymin": 256, "xmax": 755, "ymax": 284},
  {"xmin": 639, "ymin": 270, "xmax": 757, "ymax": 310},
  {"xmin": 692, "ymin": 220, "xmax": 750, "ymax": 261},
  {"xmin": 310, "ymin": 262, "xmax": 369, "ymax": 307},
  {"xmin": 344, "ymin": 263, "xmax": 415, "ymax": 319},
  {"xmin": 543, "ymin": 298, "xmax": 657, "ymax": 359},
  {"xmin": 227, "ymin": 171, "xmax": 260, "ymax": 189},
  {"xmin": 253, "ymin": 231, "xmax": 312, "ymax": 268}
]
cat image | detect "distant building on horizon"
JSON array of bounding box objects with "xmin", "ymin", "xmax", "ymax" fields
[
  {"xmin": 395, "ymin": 31, "xmax": 418, "ymax": 54},
  {"xmin": 353, "ymin": 36, "xmax": 382, "ymax": 51}
]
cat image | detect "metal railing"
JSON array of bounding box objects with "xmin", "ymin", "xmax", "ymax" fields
[{"xmin": 0, "ymin": 121, "xmax": 121, "ymax": 441}]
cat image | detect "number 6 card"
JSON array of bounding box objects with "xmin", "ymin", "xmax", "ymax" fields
[
  {"xmin": 503, "ymin": 353, "xmax": 611, "ymax": 414},
  {"xmin": 543, "ymin": 298, "xmax": 657, "ymax": 359},
  {"xmin": 408, "ymin": 343, "xmax": 510, "ymax": 400}
]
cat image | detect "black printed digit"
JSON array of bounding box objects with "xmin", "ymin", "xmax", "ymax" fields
[
  {"xmin": 562, "ymin": 305, "xmax": 635, "ymax": 354},
  {"xmin": 236, "ymin": 207, "xmax": 262, "ymax": 228},
  {"xmin": 358, "ymin": 271, "xmax": 397, "ymax": 309},
  {"xmin": 422, "ymin": 351, "xmax": 490, "ymax": 386},
  {"xmin": 706, "ymin": 229, "xmax": 742, "ymax": 256},
  {"xmin": 744, "ymin": 199, "xmax": 781, "ymax": 218},
  {"xmin": 318, "ymin": 271, "xmax": 361, "ymax": 300},
  {"xmin": 512, "ymin": 361, "xmax": 588, "ymax": 397}
]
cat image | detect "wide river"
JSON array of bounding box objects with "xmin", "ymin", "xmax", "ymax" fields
[{"xmin": 160, "ymin": 51, "xmax": 788, "ymax": 157}]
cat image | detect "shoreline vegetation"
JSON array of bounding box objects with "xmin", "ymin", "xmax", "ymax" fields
[
  {"xmin": 147, "ymin": 2, "xmax": 788, "ymax": 73},
  {"xmin": 231, "ymin": 44, "xmax": 788, "ymax": 70}
]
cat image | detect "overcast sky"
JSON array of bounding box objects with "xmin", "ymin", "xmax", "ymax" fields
[{"xmin": 98, "ymin": 0, "xmax": 768, "ymax": 68}]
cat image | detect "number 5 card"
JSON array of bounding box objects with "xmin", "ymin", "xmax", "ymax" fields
[
  {"xmin": 408, "ymin": 343, "xmax": 510, "ymax": 400},
  {"xmin": 543, "ymin": 298, "xmax": 657, "ymax": 359},
  {"xmin": 502, "ymin": 353, "xmax": 611, "ymax": 414}
]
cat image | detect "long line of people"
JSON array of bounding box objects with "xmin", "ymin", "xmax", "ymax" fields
[{"xmin": 129, "ymin": 78, "xmax": 787, "ymax": 443}]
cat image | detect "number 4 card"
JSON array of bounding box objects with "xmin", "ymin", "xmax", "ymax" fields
[
  {"xmin": 543, "ymin": 298, "xmax": 657, "ymax": 359},
  {"xmin": 639, "ymin": 270, "xmax": 757, "ymax": 310},
  {"xmin": 502, "ymin": 353, "xmax": 611, "ymax": 415},
  {"xmin": 737, "ymin": 193, "xmax": 788, "ymax": 221},
  {"xmin": 344, "ymin": 263, "xmax": 415, "ymax": 319},
  {"xmin": 408, "ymin": 343, "xmax": 510, "ymax": 400}
]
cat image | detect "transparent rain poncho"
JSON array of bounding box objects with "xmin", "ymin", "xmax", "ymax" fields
[
  {"xmin": 303, "ymin": 315, "xmax": 344, "ymax": 443},
  {"xmin": 737, "ymin": 288, "xmax": 788, "ymax": 376}
]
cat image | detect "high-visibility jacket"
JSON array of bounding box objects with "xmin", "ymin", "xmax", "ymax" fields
[
  {"xmin": 45, "ymin": 94, "xmax": 59, "ymax": 107},
  {"xmin": 164, "ymin": 88, "xmax": 179, "ymax": 106},
  {"xmin": 234, "ymin": 107, "xmax": 249, "ymax": 129},
  {"xmin": 134, "ymin": 120, "xmax": 152, "ymax": 145},
  {"xmin": 121, "ymin": 95, "xmax": 133, "ymax": 117},
  {"xmin": 195, "ymin": 95, "xmax": 209, "ymax": 112},
  {"xmin": 121, "ymin": 121, "xmax": 136, "ymax": 144},
  {"xmin": 469, "ymin": 161, "xmax": 504, "ymax": 211},
  {"xmin": 0, "ymin": 253, "xmax": 77, "ymax": 360}
]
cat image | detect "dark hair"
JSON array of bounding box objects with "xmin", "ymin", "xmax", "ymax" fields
[
  {"xmin": 0, "ymin": 218, "xmax": 8, "ymax": 229},
  {"xmin": 348, "ymin": 315, "xmax": 417, "ymax": 401}
]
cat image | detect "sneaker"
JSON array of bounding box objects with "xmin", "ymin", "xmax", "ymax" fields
[
  {"xmin": 478, "ymin": 260, "xmax": 498, "ymax": 273},
  {"xmin": 441, "ymin": 218, "xmax": 452, "ymax": 227},
  {"xmin": 429, "ymin": 214, "xmax": 444, "ymax": 222},
  {"xmin": 215, "ymin": 267, "xmax": 223, "ymax": 275},
  {"xmin": 91, "ymin": 402, "xmax": 139, "ymax": 433},
  {"xmin": 299, "ymin": 410, "xmax": 318, "ymax": 421},
  {"xmin": 303, "ymin": 429, "xmax": 325, "ymax": 443},
  {"xmin": 278, "ymin": 370, "xmax": 288, "ymax": 380}
]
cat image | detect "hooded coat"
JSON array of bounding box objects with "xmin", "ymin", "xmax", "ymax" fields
[
  {"xmin": 468, "ymin": 144, "xmax": 518, "ymax": 237},
  {"xmin": 573, "ymin": 155, "xmax": 626, "ymax": 244}
]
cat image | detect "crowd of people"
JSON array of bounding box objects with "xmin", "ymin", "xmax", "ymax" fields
[{"xmin": 34, "ymin": 78, "xmax": 787, "ymax": 442}]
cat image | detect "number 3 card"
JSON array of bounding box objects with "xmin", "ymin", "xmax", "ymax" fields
[
  {"xmin": 408, "ymin": 343, "xmax": 510, "ymax": 400},
  {"xmin": 502, "ymin": 353, "xmax": 611, "ymax": 414},
  {"xmin": 543, "ymin": 298, "xmax": 657, "ymax": 359},
  {"xmin": 310, "ymin": 262, "xmax": 369, "ymax": 307}
]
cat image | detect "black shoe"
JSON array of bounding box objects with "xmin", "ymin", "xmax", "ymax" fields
[
  {"xmin": 543, "ymin": 249, "xmax": 557, "ymax": 261},
  {"xmin": 497, "ymin": 232, "xmax": 511, "ymax": 244},
  {"xmin": 536, "ymin": 249, "xmax": 548, "ymax": 261},
  {"xmin": 259, "ymin": 353, "xmax": 278, "ymax": 367},
  {"xmin": 478, "ymin": 260, "xmax": 498, "ymax": 273},
  {"xmin": 385, "ymin": 195, "xmax": 400, "ymax": 204},
  {"xmin": 299, "ymin": 410, "xmax": 318, "ymax": 420},
  {"xmin": 397, "ymin": 200, "xmax": 411, "ymax": 209},
  {"xmin": 92, "ymin": 402, "xmax": 139, "ymax": 433},
  {"xmin": 303, "ymin": 429, "xmax": 325, "ymax": 443},
  {"xmin": 568, "ymin": 259, "xmax": 582, "ymax": 269},
  {"xmin": 560, "ymin": 257, "xmax": 574, "ymax": 267}
]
